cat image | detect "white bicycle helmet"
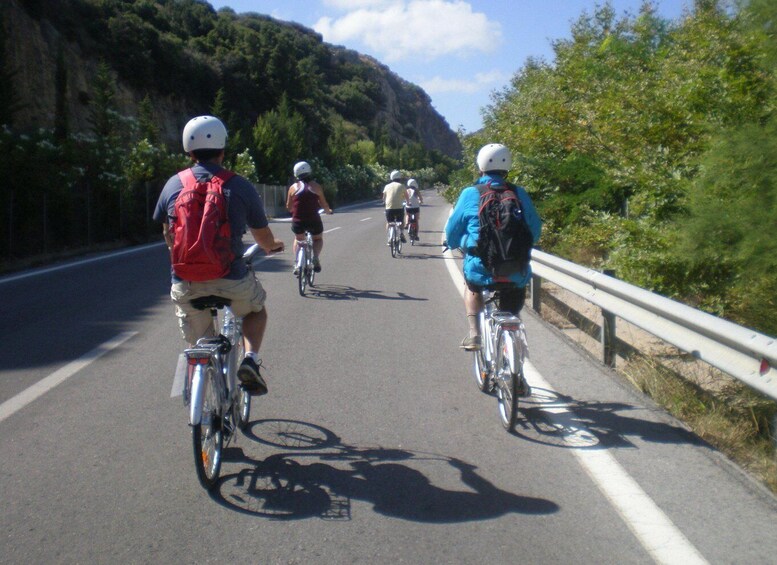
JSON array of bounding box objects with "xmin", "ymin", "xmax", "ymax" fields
[
  {"xmin": 390, "ymin": 169, "xmax": 402, "ymax": 181},
  {"xmin": 476, "ymin": 143, "xmax": 512, "ymax": 173},
  {"xmin": 293, "ymin": 161, "xmax": 312, "ymax": 178},
  {"xmin": 407, "ymin": 178, "xmax": 418, "ymax": 189},
  {"xmin": 182, "ymin": 116, "xmax": 227, "ymax": 152}
]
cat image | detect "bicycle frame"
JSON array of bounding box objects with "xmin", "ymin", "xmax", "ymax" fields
[
  {"xmin": 185, "ymin": 310, "xmax": 242, "ymax": 427},
  {"xmin": 473, "ymin": 288, "xmax": 529, "ymax": 431},
  {"xmin": 181, "ymin": 244, "xmax": 259, "ymax": 489},
  {"xmin": 296, "ymin": 231, "xmax": 315, "ymax": 295},
  {"xmin": 388, "ymin": 221, "xmax": 402, "ymax": 257}
]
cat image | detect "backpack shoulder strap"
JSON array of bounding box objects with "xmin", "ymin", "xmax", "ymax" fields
[
  {"xmin": 177, "ymin": 167, "xmax": 197, "ymax": 188},
  {"xmin": 211, "ymin": 168, "xmax": 236, "ymax": 185}
]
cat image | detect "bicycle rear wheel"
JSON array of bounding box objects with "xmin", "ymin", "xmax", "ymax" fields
[
  {"xmin": 306, "ymin": 254, "xmax": 315, "ymax": 287},
  {"xmin": 193, "ymin": 362, "xmax": 224, "ymax": 489},
  {"xmin": 389, "ymin": 226, "xmax": 397, "ymax": 258},
  {"xmin": 496, "ymin": 331, "xmax": 520, "ymax": 431},
  {"xmin": 297, "ymin": 248, "xmax": 307, "ymax": 296}
]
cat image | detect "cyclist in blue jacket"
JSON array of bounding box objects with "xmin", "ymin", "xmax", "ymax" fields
[{"xmin": 445, "ymin": 143, "xmax": 542, "ymax": 350}]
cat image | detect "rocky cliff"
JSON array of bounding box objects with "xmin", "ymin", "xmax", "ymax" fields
[{"xmin": 2, "ymin": 0, "xmax": 461, "ymax": 158}]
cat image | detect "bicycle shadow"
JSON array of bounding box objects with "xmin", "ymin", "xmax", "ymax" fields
[
  {"xmin": 511, "ymin": 387, "xmax": 704, "ymax": 449},
  {"xmin": 209, "ymin": 419, "xmax": 559, "ymax": 522},
  {"xmin": 301, "ymin": 284, "xmax": 429, "ymax": 302}
]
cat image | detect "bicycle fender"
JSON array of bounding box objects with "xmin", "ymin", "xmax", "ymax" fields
[{"xmin": 189, "ymin": 364, "xmax": 204, "ymax": 426}]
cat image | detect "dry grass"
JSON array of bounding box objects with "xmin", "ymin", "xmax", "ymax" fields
[{"xmin": 535, "ymin": 283, "xmax": 777, "ymax": 495}]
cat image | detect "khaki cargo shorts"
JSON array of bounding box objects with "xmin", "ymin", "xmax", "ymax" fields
[{"xmin": 171, "ymin": 274, "xmax": 267, "ymax": 344}]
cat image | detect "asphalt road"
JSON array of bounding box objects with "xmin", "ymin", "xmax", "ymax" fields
[{"xmin": 1, "ymin": 193, "xmax": 776, "ymax": 564}]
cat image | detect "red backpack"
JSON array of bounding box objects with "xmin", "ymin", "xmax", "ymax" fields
[{"xmin": 171, "ymin": 168, "xmax": 236, "ymax": 281}]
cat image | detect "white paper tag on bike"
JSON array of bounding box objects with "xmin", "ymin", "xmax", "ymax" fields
[{"xmin": 170, "ymin": 353, "xmax": 187, "ymax": 398}]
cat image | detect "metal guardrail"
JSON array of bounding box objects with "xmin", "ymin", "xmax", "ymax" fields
[
  {"xmin": 255, "ymin": 184, "xmax": 288, "ymax": 218},
  {"xmin": 529, "ymin": 249, "xmax": 777, "ymax": 402}
]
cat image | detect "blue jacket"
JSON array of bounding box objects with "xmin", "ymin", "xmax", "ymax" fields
[{"xmin": 445, "ymin": 174, "xmax": 542, "ymax": 287}]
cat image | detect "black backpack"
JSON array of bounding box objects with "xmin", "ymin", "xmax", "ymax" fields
[{"xmin": 474, "ymin": 181, "xmax": 533, "ymax": 277}]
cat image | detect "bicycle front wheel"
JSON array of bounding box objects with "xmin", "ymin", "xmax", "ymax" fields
[
  {"xmin": 236, "ymin": 385, "xmax": 251, "ymax": 430},
  {"xmin": 472, "ymin": 348, "xmax": 490, "ymax": 393},
  {"xmin": 193, "ymin": 362, "xmax": 224, "ymax": 489},
  {"xmin": 495, "ymin": 331, "xmax": 520, "ymax": 431},
  {"xmin": 389, "ymin": 227, "xmax": 396, "ymax": 258}
]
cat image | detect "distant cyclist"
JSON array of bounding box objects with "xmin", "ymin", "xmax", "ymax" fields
[
  {"xmin": 383, "ymin": 169, "xmax": 408, "ymax": 244},
  {"xmin": 445, "ymin": 143, "xmax": 542, "ymax": 351},
  {"xmin": 286, "ymin": 161, "xmax": 333, "ymax": 274},
  {"xmin": 404, "ymin": 178, "xmax": 423, "ymax": 240}
]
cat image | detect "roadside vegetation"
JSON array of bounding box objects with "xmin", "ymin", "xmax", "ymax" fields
[
  {"xmin": 0, "ymin": 0, "xmax": 457, "ymax": 268},
  {"xmin": 444, "ymin": 0, "xmax": 777, "ymax": 490}
]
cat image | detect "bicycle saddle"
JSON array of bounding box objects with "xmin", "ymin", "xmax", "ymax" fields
[{"xmin": 190, "ymin": 295, "xmax": 232, "ymax": 310}]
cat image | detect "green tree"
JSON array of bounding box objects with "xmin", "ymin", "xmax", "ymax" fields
[{"xmin": 252, "ymin": 94, "xmax": 306, "ymax": 183}]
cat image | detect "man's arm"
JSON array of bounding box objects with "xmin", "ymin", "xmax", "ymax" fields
[
  {"xmin": 250, "ymin": 226, "xmax": 284, "ymax": 254},
  {"xmin": 162, "ymin": 222, "xmax": 173, "ymax": 251}
]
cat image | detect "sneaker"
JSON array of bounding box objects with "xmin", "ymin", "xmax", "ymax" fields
[
  {"xmin": 313, "ymin": 257, "xmax": 321, "ymax": 273},
  {"xmin": 460, "ymin": 335, "xmax": 482, "ymax": 351},
  {"xmin": 237, "ymin": 357, "xmax": 268, "ymax": 396},
  {"xmin": 293, "ymin": 266, "xmax": 300, "ymax": 276},
  {"xmin": 400, "ymin": 234, "xmax": 407, "ymax": 243}
]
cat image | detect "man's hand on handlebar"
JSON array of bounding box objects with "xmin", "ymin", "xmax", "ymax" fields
[{"xmin": 267, "ymin": 240, "xmax": 285, "ymax": 254}]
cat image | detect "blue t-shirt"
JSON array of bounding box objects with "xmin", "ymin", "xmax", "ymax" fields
[{"xmin": 153, "ymin": 163, "xmax": 269, "ymax": 281}]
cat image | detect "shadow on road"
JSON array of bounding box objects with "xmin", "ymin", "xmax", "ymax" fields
[
  {"xmin": 510, "ymin": 387, "xmax": 704, "ymax": 449},
  {"xmin": 299, "ymin": 284, "xmax": 429, "ymax": 302},
  {"xmin": 209, "ymin": 419, "xmax": 559, "ymax": 522}
]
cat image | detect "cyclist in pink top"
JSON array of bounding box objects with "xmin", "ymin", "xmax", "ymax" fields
[{"xmin": 286, "ymin": 161, "xmax": 333, "ymax": 274}]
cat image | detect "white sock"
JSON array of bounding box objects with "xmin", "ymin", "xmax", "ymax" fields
[{"xmin": 246, "ymin": 351, "xmax": 259, "ymax": 362}]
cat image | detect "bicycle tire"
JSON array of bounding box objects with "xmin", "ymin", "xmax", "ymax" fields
[
  {"xmin": 297, "ymin": 247, "xmax": 306, "ymax": 296},
  {"xmin": 396, "ymin": 234, "xmax": 402, "ymax": 255},
  {"xmin": 496, "ymin": 331, "xmax": 519, "ymax": 431},
  {"xmin": 389, "ymin": 226, "xmax": 396, "ymax": 258},
  {"xmin": 232, "ymin": 332, "xmax": 251, "ymax": 431},
  {"xmin": 472, "ymin": 349, "xmax": 490, "ymax": 393},
  {"xmin": 193, "ymin": 362, "xmax": 224, "ymax": 489},
  {"xmin": 307, "ymin": 258, "xmax": 315, "ymax": 287},
  {"xmin": 236, "ymin": 386, "xmax": 251, "ymax": 431}
]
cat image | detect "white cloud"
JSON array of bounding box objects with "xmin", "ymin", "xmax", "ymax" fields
[
  {"xmin": 314, "ymin": 0, "xmax": 501, "ymax": 62},
  {"xmin": 420, "ymin": 70, "xmax": 508, "ymax": 94}
]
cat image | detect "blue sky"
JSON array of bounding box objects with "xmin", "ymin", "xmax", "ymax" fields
[{"xmin": 207, "ymin": 0, "xmax": 692, "ymax": 133}]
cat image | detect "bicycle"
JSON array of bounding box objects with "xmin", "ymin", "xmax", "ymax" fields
[
  {"xmin": 182, "ymin": 244, "xmax": 259, "ymax": 490},
  {"xmin": 471, "ymin": 282, "xmax": 531, "ymax": 431},
  {"xmin": 295, "ymin": 230, "xmax": 316, "ymax": 296},
  {"xmin": 387, "ymin": 221, "xmax": 403, "ymax": 258},
  {"xmin": 407, "ymin": 210, "xmax": 419, "ymax": 245}
]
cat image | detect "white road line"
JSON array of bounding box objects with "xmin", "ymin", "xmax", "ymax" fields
[
  {"xmin": 441, "ymin": 248, "xmax": 708, "ymax": 565},
  {"xmin": 0, "ymin": 331, "xmax": 137, "ymax": 424},
  {"xmin": 360, "ymin": 217, "xmax": 372, "ymax": 222},
  {"xmin": 0, "ymin": 243, "xmax": 164, "ymax": 285},
  {"xmin": 323, "ymin": 227, "xmax": 341, "ymax": 234}
]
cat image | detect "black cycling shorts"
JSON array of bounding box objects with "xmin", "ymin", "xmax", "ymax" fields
[
  {"xmin": 385, "ymin": 208, "xmax": 404, "ymax": 223},
  {"xmin": 291, "ymin": 217, "xmax": 324, "ymax": 236},
  {"xmin": 466, "ymin": 281, "xmax": 526, "ymax": 314}
]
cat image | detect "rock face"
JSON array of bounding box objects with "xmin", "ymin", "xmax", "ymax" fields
[{"xmin": 2, "ymin": 0, "xmax": 461, "ymax": 158}]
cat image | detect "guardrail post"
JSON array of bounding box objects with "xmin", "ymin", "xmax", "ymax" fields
[
  {"xmin": 602, "ymin": 269, "xmax": 616, "ymax": 367},
  {"xmin": 531, "ymin": 274, "xmax": 542, "ymax": 313}
]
